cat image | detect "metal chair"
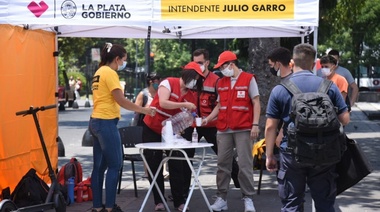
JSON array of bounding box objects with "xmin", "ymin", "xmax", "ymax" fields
[{"xmin": 117, "ymin": 126, "xmax": 143, "ymax": 197}]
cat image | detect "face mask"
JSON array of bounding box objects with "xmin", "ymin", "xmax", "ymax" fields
[
  {"xmin": 221, "ymin": 65, "xmax": 234, "ymax": 77},
  {"xmin": 270, "ymin": 66, "xmax": 281, "ymax": 77},
  {"xmin": 185, "ymin": 79, "xmax": 197, "ymax": 89},
  {"xmin": 118, "ymin": 61, "xmax": 127, "ymax": 71},
  {"xmin": 321, "ymin": 68, "xmax": 332, "ymax": 77},
  {"xmin": 152, "ymin": 83, "xmax": 159, "ymax": 90},
  {"xmin": 200, "ymin": 64, "xmax": 205, "ymax": 73}
]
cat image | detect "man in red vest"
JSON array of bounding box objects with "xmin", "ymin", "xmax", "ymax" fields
[
  {"xmin": 204, "ymin": 51, "xmax": 260, "ymax": 212},
  {"xmin": 192, "ymin": 49, "xmax": 240, "ymax": 188}
]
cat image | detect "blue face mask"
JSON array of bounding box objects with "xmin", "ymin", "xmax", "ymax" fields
[
  {"xmin": 152, "ymin": 83, "xmax": 159, "ymax": 90},
  {"xmin": 118, "ymin": 61, "xmax": 127, "ymax": 71}
]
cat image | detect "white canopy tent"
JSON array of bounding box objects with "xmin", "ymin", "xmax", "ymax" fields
[
  {"xmin": 0, "ymin": 0, "xmax": 319, "ymax": 39},
  {"xmin": 0, "ymin": 0, "xmax": 320, "ymax": 191}
]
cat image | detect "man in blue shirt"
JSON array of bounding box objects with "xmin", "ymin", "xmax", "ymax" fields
[{"xmin": 265, "ymin": 43, "xmax": 350, "ymax": 212}]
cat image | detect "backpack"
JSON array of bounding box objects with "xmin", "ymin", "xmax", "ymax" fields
[
  {"xmin": 11, "ymin": 168, "xmax": 49, "ymax": 207},
  {"xmin": 57, "ymin": 157, "xmax": 83, "ymax": 187},
  {"xmin": 282, "ymin": 79, "xmax": 346, "ymax": 166}
]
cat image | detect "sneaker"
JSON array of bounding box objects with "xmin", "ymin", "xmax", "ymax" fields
[
  {"xmin": 155, "ymin": 203, "xmax": 165, "ymax": 211},
  {"xmin": 176, "ymin": 204, "xmax": 189, "ymax": 211},
  {"xmin": 243, "ymin": 197, "xmax": 256, "ymax": 212},
  {"xmin": 210, "ymin": 197, "xmax": 228, "ymax": 211}
]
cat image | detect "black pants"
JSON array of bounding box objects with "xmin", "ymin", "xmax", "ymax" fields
[
  {"xmin": 142, "ymin": 123, "xmax": 195, "ymax": 208},
  {"xmin": 195, "ymin": 127, "xmax": 240, "ymax": 188}
]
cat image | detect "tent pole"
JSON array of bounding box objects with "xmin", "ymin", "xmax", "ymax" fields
[
  {"xmin": 145, "ymin": 26, "xmax": 152, "ymax": 76},
  {"xmin": 313, "ymin": 26, "xmax": 319, "ymax": 74}
]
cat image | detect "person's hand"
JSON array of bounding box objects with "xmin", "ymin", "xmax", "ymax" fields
[
  {"xmin": 201, "ymin": 117, "xmax": 208, "ymax": 126},
  {"xmin": 266, "ymin": 155, "xmax": 278, "ymax": 173},
  {"xmin": 142, "ymin": 107, "xmax": 156, "ymax": 117},
  {"xmin": 183, "ymin": 102, "xmax": 196, "ymax": 111},
  {"xmin": 250, "ymin": 125, "xmax": 259, "ymax": 139}
]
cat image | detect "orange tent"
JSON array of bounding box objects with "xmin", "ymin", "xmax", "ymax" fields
[{"xmin": 0, "ymin": 24, "xmax": 58, "ymax": 193}]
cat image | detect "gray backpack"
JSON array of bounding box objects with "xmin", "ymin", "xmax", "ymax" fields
[{"xmin": 282, "ymin": 79, "xmax": 346, "ymax": 166}]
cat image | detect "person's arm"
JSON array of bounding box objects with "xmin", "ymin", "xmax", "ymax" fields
[
  {"xmin": 203, "ymin": 102, "xmax": 220, "ymax": 125},
  {"xmin": 341, "ymin": 91, "xmax": 347, "ymax": 100},
  {"xmin": 338, "ymin": 111, "xmax": 350, "ymax": 126},
  {"xmin": 265, "ymin": 118, "xmax": 279, "ymax": 172},
  {"xmin": 251, "ymin": 96, "xmax": 260, "ymax": 139},
  {"xmin": 134, "ymin": 91, "xmax": 144, "ymax": 107},
  {"xmin": 158, "ymin": 86, "xmax": 196, "ymax": 110},
  {"xmin": 349, "ymin": 82, "xmax": 359, "ymax": 106},
  {"xmin": 112, "ymin": 89, "xmax": 153, "ymax": 115}
]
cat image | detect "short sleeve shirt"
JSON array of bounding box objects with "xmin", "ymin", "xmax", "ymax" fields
[
  {"xmin": 266, "ymin": 70, "xmax": 347, "ymax": 149},
  {"xmin": 91, "ymin": 66, "xmax": 123, "ymax": 119}
]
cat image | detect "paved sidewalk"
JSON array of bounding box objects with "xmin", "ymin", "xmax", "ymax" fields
[{"xmin": 58, "ymin": 102, "xmax": 380, "ymax": 212}]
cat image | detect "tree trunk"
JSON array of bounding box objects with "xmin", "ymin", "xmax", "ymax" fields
[{"xmin": 248, "ymin": 38, "xmax": 280, "ymax": 139}]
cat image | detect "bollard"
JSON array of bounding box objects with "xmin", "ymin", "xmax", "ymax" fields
[
  {"xmin": 84, "ymin": 98, "xmax": 91, "ymax": 108},
  {"xmin": 57, "ymin": 136, "xmax": 65, "ymax": 157},
  {"xmin": 72, "ymin": 100, "xmax": 79, "ymax": 109},
  {"xmin": 81, "ymin": 129, "xmax": 94, "ymax": 147}
]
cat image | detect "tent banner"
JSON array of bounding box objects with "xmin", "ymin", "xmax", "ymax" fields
[{"xmin": 1, "ymin": 0, "xmax": 319, "ymax": 27}]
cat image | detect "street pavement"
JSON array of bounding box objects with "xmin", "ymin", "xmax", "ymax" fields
[{"xmin": 58, "ymin": 99, "xmax": 380, "ymax": 212}]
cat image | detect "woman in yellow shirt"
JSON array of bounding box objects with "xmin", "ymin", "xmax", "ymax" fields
[{"xmin": 89, "ymin": 43, "xmax": 155, "ymax": 212}]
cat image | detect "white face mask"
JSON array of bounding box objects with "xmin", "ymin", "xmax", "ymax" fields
[
  {"xmin": 221, "ymin": 65, "xmax": 234, "ymax": 77},
  {"xmin": 185, "ymin": 79, "xmax": 197, "ymax": 89},
  {"xmin": 118, "ymin": 61, "xmax": 127, "ymax": 71},
  {"xmin": 321, "ymin": 68, "xmax": 332, "ymax": 77},
  {"xmin": 200, "ymin": 64, "xmax": 205, "ymax": 73}
]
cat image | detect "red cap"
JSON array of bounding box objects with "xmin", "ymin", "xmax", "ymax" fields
[
  {"xmin": 214, "ymin": 51, "xmax": 237, "ymax": 69},
  {"xmin": 183, "ymin": 61, "xmax": 205, "ymax": 78}
]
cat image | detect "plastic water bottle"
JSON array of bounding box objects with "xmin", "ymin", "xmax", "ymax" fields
[
  {"xmin": 67, "ymin": 177, "xmax": 75, "ymax": 204},
  {"xmin": 162, "ymin": 121, "xmax": 174, "ymax": 144},
  {"xmin": 192, "ymin": 128, "xmax": 198, "ymax": 143},
  {"xmin": 162, "ymin": 109, "xmax": 196, "ymax": 135}
]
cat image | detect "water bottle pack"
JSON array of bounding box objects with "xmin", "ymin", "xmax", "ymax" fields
[{"xmin": 162, "ymin": 108, "xmax": 196, "ymax": 135}]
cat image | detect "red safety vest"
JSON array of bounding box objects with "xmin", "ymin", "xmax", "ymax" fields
[
  {"xmin": 143, "ymin": 77, "xmax": 197, "ymax": 134},
  {"xmin": 216, "ymin": 71, "xmax": 255, "ymax": 131},
  {"xmin": 198, "ymin": 71, "xmax": 220, "ymax": 127}
]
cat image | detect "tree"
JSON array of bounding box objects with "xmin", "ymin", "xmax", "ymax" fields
[{"xmin": 248, "ymin": 38, "xmax": 281, "ymax": 138}]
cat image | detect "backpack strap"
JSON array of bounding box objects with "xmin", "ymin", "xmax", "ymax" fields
[
  {"xmin": 281, "ymin": 79, "xmax": 302, "ymax": 95},
  {"xmin": 317, "ymin": 79, "xmax": 333, "ymax": 94},
  {"xmin": 142, "ymin": 88, "xmax": 149, "ymax": 107}
]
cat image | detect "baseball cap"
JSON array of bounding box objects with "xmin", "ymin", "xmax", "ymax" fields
[
  {"xmin": 183, "ymin": 61, "xmax": 205, "ymax": 78},
  {"xmin": 214, "ymin": 51, "xmax": 237, "ymax": 69}
]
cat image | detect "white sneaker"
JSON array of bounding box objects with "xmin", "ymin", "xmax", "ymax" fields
[
  {"xmin": 210, "ymin": 197, "xmax": 228, "ymax": 211},
  {"xmin": 243, "ymin": 197, "xmax": 256, "ymax": 212}
]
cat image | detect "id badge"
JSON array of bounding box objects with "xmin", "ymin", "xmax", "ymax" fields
[{"xmin": 237, "ymin": 91, "xmax": 246, "ymax": 98}]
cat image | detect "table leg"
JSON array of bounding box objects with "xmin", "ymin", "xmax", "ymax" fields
[
  {"xmin": 139, "ymin": 149, "xmax": 171, "ymax": 212},
  {"xmin": 179, "ymin": 148, "xmax": 212, "ymax": 212}
]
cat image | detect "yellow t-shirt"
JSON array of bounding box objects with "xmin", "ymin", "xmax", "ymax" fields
[{"xmin": 91, "ymin": 66, "xmax": 123, "ymax": 119}]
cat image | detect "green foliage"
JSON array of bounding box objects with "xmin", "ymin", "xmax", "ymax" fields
[{"xmin": 318, "ymin": 0, "xmax": 380, "ymax": 73}]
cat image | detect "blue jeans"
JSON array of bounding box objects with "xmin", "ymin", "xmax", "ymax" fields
[{"xmin": 89, "ymin": 118, "xmax": 122, "ymax": 209}]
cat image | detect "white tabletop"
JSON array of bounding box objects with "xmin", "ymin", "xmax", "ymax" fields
[{"xmin": 135, "ymin": 142, "xmax": 213, "ymax": 150}]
